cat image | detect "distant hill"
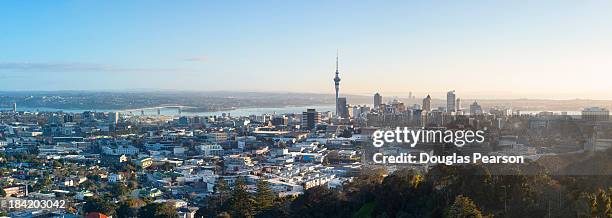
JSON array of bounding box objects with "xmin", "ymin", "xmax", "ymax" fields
[{"xmin": 1, "ymin": 90, "xmax": 612, "ymax": 112}]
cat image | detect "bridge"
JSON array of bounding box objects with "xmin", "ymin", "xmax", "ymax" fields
[{"xmin": 118, "ymin": 105, "xmax": 196, "ymax": 115}]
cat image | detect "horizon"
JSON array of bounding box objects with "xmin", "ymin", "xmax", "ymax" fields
[
  {"xmin": 1, "ymin": 1, "xmax": 612, "ymax": 99},
  {"xmin": 3, "ymin": 89, "xmax": 612, "ymax": 101}
]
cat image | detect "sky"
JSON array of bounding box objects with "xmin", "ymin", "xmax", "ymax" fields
[{"xmin": 1, "ymin": 0, "xmax": 611, "ymax": 99}]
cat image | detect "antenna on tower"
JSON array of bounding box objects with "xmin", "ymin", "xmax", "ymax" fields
[{"xmin": 335, "ymin": 49, "xmax": 339, "ymax": 72}]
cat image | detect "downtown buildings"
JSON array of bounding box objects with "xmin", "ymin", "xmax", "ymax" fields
[
  {"xmin": 374, "ymin": 93, "xmax": 382, "ymax": 109},
  {"xmin": 447, "ymin": 90, "xmax": 456, "ymax": 112},
  {"xmin": 0, "ymin": 55, "xmax": 610, "ymax": 217},
  {"xmin": 582, "ymin": 107, "xmax": 610, "ymax": 121}
]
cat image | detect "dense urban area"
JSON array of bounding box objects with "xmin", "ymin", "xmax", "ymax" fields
[
  {"xmin": 1, "ymin": 58, "xmax": 611, "ymax": 218},
  {"xmin": 4, "ymin": 0, "xmax": 612, "ymax": 217},
  {"xmin": 0, "ymin": 88, "xmax": 611, "ymax": 218}
]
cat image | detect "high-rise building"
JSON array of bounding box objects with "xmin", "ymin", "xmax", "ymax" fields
[
  {"xmin": 470, "ymin": 101, "xmax": 482, "ymax": 115},
  {"xmin": 12, "ymin": 102, "xmax": 17, "ymax": 113},
  {"xmin": 582, "ymin": 107, "xmax": 609, "ymax": 121},
  {"xmin": 422, "ymin": 95, "xmax": 431, "ymax": 111},
  {"xmin": 408, "ymin": 92, "xmax": 412, "ymax": 100},
  {"xmin": 374, "ymin": 93, "xmax": 382, "ymax": 109},
  {"xmin": 456, "ymin": 98, "xmax": 462, "ymax": 111},
  {"xmin": 338, "ymin": 97, "xmax": 349, "ymax": 118},
  {"xmin": 446, "ymin": 90, "xmax": 456, "ymax": 112},
  {"xmin": 333, "ymin": 53, "xmax": 341, "ymax": 117},
  {"xmin": 109, "ymin": 112, "xmax": 119, "ymax": 126},
  {"xmin": 82, "ymin": 111, "xmax": 93, "ymax": 121},
  {"xmin": 302, "ymin": 109, "xmax": 321, "ymax": 130}
]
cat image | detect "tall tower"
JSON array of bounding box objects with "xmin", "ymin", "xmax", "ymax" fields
[
  {"xmin": 333, "ymin": 52, "xmax": 341, "ymax": 116},
  {"xmin": 374, "ymin": 93, "xmax": 382, "ymax": 109},
  {"xmin": 447, "ymin": 90, "xmax": 456, "ymax": 112},
  {"xmin": 456, "ymin": 98, "xmax": 462, "ymax": 111},
  {"xmin": 423, "ymin": 94, "xmax": 431, "ymax": 111}
]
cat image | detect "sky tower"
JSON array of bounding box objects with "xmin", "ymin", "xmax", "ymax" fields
[{"xmin": 333, "ymin": 52, "xmax": 341, "ymax": 116}]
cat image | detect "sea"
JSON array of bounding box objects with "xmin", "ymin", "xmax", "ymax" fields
[
  {"xmin": 0, "ymin": 106, "xmax": 583, "ymax": 117},
  {"xmin": 0, "ymin": 105, "xmax": 337, "ymax": 117}
]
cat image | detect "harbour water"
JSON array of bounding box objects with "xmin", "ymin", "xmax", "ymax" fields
[
  {"xmin": 0, "ymin": 105, "xmax": 337, "ymax": 117},
  {"xmin": 1, "ymin": 106, "xmax": 584, "ymax": 117}
]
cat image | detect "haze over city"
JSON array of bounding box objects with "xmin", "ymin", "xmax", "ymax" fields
[{"xmin": 1, "ymin": 0, "xmax": 612, "ymax": 99}]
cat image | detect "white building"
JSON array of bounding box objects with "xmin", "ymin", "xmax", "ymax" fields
[
  {"xmin": 199, "ymin": 144, "xmax": 224, "ymax": 157},
  {"xmin": 206, "ymin": 132, "xmax": 228, "ymax": 143},
  {"xmin": 108, "ymin": 173, "xmax": 124, "ymax": 183},
  {"xmin": 102, "ymin": 145, "xmax": 139, "ymax": 156}
]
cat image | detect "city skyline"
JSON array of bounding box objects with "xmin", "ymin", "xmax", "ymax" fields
[
  {"xmin": 1, "ymin": 1, "xmax": 612, "ymax": 99},
  {"xmin": 2, "ymin": 2, "xmax": 612, "ymax": 218}
]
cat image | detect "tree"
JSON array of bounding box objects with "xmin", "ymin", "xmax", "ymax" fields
[
  {"xmin": 576, "ymin": 188, "xmax": 612, "ymax": 218},
  {"xmin": 445, "ymin": 195, "xmax": 483, "ymax": 218},
  {"xmin": 197, "ymin": 178, "xmax": 233, "ymax": 218},
  {"xmin": 121, "ymin": 162, "xmax": 137, "ymax": 172},
  {"xmin": 160, "ymin": 163, "xmax": 175, "ymax": 171},
  {"xmin": 215, "ymin": 178, "xmax": 230, "ymax": 195},
  {"xmin": 80, "ymin": 180, "xmax": 98, "ymax": 191},
  {"xmin": 217, "ymin": 212, "xmax": 231, "ymax": 218},
  {"xmin": 254, "ymin": 180, "xmax": 276, "ymax": 213},
  {"xmin": 128, "ymin": 180, "xmax": 139, "ymax": 190},
  {"xmin": 228, "ymin": 177, "xmax": 255, "ymax": 218},
  {"xmin": 137, "ymin": 203, "xmax": 178, "ymax": 218},
  {"xmin": 116, "ymin": 199, "xmax": 140, "ymax": 218},
  {"xmin": 111, "ymin": 183, "xmax": 130, "ymax": 198},
  {"xmin": 216, "ymin": 178, "xmax": 231, "ymax": 205},
  {"xmin": 83, "ymin": 197, "xmax": 117, "ymax": 217},
  {"xmin": 291, "ymin": 186, "xmax": 350, "ymax": 217},
  {"xmin": 51, "ymin": 160, "xmax": 62, "ymax": 168}
]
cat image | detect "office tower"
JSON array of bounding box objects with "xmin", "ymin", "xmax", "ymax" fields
[
  {"xmin": 109, "ymin": 112, "xmax": 119, "ymax": 125},
  {"xmin": 193, "ymin": 116, "xmax": 201, "ymax": 124},
  {"xmin": 333, "ymin": 52, "xmax": 341, "ymax": 116},
  {"xmin": 48, "ymin": 115, "xmax": 62, "ymax": 124},
  {"xmin": 446, "ymin": 90, "xmax": 456, "ymax": 112},
  {"xmin": 408, "ymin": 92, "xmax": 412, "ymax": 100},
  {"xmin": 157, "ymin": 108, "xmax": 161, "ymax": 117},
  {"xmin": 456, "ymin": 98, "xmax": 462, "ymax": 111},
  {"xmin": 338, "ymin": 97, "xmax": 349, "ymax": 118},
  {"xmin": 12, "ymin": 102, "xmax": 17, "ymax": 113},
  {"xmin": 470, "ymin": 101, "xmax": 482, "ymax": 115},
  {"xmin": 82, "ymin": 111, "xmax": 93, "ymax": 121},
  {"xmin": 374, "ymin": 93, "xmax": 382, "ymax": 109},
  {"xmin": 422, "ymin": 95, "xmax": 431, "ymax": 111},
  {"xmin": 64, "ymin": 114, "xmax": 74, "ymax": 123},
  {"xmin": 582, "ymin": 107, "xmax": 609, "ymax": 121},
  {"xmin": 178, "ymin": 116, "xmax": 189, "ymax": 125},
  {"xmin": 302, "ymin": 109, "xmax": 321, "ymax": 130},
  {"xmin": 272, "ymin": 116, "xmax": 289, "ymax": 126}
]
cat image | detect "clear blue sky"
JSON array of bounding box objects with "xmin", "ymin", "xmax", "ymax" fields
[{"xmin": 1, "ymin": 1, "xmax": 611, "ymax": 99}]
